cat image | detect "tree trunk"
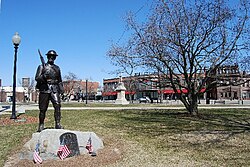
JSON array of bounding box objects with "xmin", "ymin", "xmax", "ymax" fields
[
  {"xmin": 182, "ymin": 93, "xmax": 199, "ymax": 116},
  {"xmin": 188, "ymin": 102, "xmax": 198, "ymax": 116}
]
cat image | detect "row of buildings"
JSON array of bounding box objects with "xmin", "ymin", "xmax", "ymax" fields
[
  {"xmin": 0, "ymin": 78, "xmax": 101, "ymax": 103},
  {"xmin": 0, "ymin": 78, "xmax": 34, "ymax": 103},
  {"xmin": 1, "ymin": 65, "xmax": 250, "ymax": 103},
  {"xmin": 102, "ymin": 64, "xmax": 250, "ymax": 102}
]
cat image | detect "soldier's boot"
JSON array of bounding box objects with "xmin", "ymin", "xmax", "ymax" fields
[
  {"xmin": 54, "ymin": 107, "xmax": 63, "ymax": 129},
  {"xmin": 37, "ymin": 112, "xmax": 45, "ymax": 132},
  {"xmin": 37, "ymin": 124, "xmax": 44, "ymax": 132},
  {"xmin": 55, "ymin": 122, "xmax": 63, "ymax": 129}
]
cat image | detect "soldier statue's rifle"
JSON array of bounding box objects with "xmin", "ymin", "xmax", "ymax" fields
[
  {"xmin": 38, "ymin": 49, "xmax": 51, "ymax": 79},
  {"xmin": 38, "ymin": 49, "xmax": 45, "ymax": 68},
  {"xmin": 35, "ymin": 49, "xmax": 47, "ymax": 89}
]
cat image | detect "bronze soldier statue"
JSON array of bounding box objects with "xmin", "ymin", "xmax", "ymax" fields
[{"xmin": 35, "ymin": 50, "xmax": 64, "ymax": 132}]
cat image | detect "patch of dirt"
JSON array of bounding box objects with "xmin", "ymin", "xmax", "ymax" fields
[
  {"xmin": 4, "ymin": 136, "xmax": 124, "ymax": 167},
  {"xmin": 1, "ymin": 115, "xmax": 125, "ymax": 167},
  {"xmin": 0, "ymin": 114, "xmax": 47, "ymax": 126}
]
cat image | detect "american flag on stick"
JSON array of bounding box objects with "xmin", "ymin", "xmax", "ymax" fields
[
  {"xmin": 33, "ymin": 143, "xmax": 42, "ymax": 164},
  {"xmin": 57, "ymin": 141, "xmax": 71, "ymax": 160},
  {"xmin": 85, "ymin": 136, "xmax": 93, "ymax": 154}
]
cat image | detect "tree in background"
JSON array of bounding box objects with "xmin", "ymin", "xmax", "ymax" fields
[
  {"xmin": 107, "ymin": 44, "xmax": 141, "ymax": 101},
  {"xmin": 107, "ymin": 0, "xmax": 250, "ymax": 115},
  {"xmin": 63, "ymin": 72, "xmax": 79, "ymax": 100}
]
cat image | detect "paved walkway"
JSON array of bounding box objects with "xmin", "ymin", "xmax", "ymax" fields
[{"xmin": 1, "ymin": 103, "xmax": 250, "ymax": 115}]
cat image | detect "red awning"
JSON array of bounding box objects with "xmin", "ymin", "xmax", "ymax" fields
[
  {"xmin": 161, "ymin": 88, "xmax": 206, "ymax": 94},
  {"xmin": 200, "ymin": 88, "xmax": 206, "ymax": 93},
  {"xmin": 161, "ymin": 89, "xmax": 175, "ymax": 94},
  {"xmin": 177, "ymin": 89, "xmax": 188, "ymax": 93},
  {"xmin": 102, "ymin": 92, "xmax": 117, "ymax": 96},
  {"xmin": 125, "ymin": 91, "xmax": 136, "ymax": 95},
  {"xmin": 102, "ymin": 91, "xmax": 136, "ymax": 96}
]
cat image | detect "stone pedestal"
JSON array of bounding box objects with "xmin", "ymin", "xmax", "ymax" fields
[
  {"xmin": 20, "ymin": 129, "xmax": 104, "ymax": 160},
  {"xmin": 115, "ymin": 81, "xmax": 129, "ymax": 105}
]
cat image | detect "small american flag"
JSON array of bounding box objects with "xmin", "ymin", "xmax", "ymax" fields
[
  {"xmin": 85, "ymin": 136, "xmax": 93, "ymax": 153},
  {"xmin": 57, "ymin": 141, "xmax": 71, "ymax": 160},
  {"xmin": 33, "ymin": 143, "xmax": 42, "ymax": 164}
]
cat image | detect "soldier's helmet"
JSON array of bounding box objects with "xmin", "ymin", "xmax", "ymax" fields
[{"xmin": 46, "ymin": 50, "xmax": 58, "ymax": 56}]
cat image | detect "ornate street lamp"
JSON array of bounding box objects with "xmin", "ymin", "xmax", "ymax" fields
[{"xmin": 10, "ymin": 32, "xmax": 21, "ymax": 119}]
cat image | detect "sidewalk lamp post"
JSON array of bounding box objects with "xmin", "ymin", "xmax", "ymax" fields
[
  {"xmin": 0, "ymin": 87, "xmax": 3, "ymax": 102},
  {"xmin": 10, "ymin": 32, "xmax": 21, "ymax": 119},
  {"xmin": 85, "ymin": 79, "xmax": 88, "ymax": 104}
]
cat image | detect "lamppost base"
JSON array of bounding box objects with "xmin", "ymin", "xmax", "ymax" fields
[{"xmin": 10, "ymin": 114, "xmax": 17, "ymax": 119}]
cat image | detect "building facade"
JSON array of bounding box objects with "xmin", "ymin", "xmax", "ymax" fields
[
  {"xmin": 0, "ymin": 77, "xmax": 100, "ymax": 103},
  {"xmin": 0, "ymin": 86, "xmax": 32, "ymax": 103},
  {"xmin": 103, "ymin": 65, "xmax": 250, "ymax": 101},
  {"xmin": 62, "ymin": 80, "xmax": 100, "ymax": 100},
  {"xmin": 103, "ymin": 72, "xmax": 189, "ymax": 101},
  {"xmin": 207, "ymin": 64, "xmax": 250, "ymax": 100}
]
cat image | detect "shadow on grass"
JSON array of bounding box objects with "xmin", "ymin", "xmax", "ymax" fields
[
  {"xmin": 197, "ymin": 111, "xmax": 250, "ymax": 140},
  {"xmin": 202, "ymin": 115, "xmax": 250, "ymax": 130},
  {"xmin": 111, "ymin": 109, "xmax": 250, "ymax": 144}
]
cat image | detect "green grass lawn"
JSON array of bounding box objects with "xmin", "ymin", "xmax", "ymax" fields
[{"xmin": 0, "ymin": 107, "xmax": 250, "ymax": 166}]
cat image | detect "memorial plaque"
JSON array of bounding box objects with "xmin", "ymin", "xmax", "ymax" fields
[{"xmin": 59, "ymin": 132, "xmax": 80, "ymax": 157}]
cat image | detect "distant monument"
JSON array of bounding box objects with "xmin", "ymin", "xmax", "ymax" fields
[{"xmin": 115, "ymin": 76, "xmax": 129, "ymax": 105}]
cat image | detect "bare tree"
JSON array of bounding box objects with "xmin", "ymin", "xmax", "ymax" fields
[
  {"xmin": 108, "ymin": 0, "xmax": 250, "ymax": 115},
  {"xmin": 27, "ymin": 78, "xmax": 36, "ymax": 102},
  {"xmin": 63, "ymin": 72, "xmax": 79, "ymax": 96},
  {"xmin": 107, "ymin": 43, "xmax": 141, "ymax": 101}
]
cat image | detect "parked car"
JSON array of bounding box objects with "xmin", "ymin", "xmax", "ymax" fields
[{"xmin": 138, "ymin": 96, "xmax": 151, "ymax": 103}]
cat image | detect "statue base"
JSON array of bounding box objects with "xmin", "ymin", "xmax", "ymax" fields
[
  {"xmin": 20, "ymin": 129, "xmax": 104, "ymax": 161},
  {"xmin": 115, "ymin": 98, "xmax": 129, "ymax": 105}
]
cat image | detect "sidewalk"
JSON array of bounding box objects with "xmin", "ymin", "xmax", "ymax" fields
[{"xmin": 1, "ymin": 102, "xmax": 250, "ymax": 115}]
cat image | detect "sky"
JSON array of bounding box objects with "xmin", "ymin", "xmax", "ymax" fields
[{"xmin": 0, "ymin": 0, "xmax": 153, "ymax": 86}]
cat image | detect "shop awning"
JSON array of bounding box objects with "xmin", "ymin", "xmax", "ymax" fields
[
  {"xmin": 161, "ymin": 88, "xmax": 206, "ymax": 94},
  {"xmin": 125, "ymin": 91, "xmax": 136, "ymax": 95},
  {"xmin": 102, "ymin": 92, "xmax": 117, "ymax": 96},
  {"xmin": 102, "ymin": 91, "xmax": 136, "ymax": 96}
]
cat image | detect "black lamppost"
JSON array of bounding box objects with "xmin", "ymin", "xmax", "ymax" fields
[
  {"xmin": 10, "ymin": 32, "xmax": 21, "ymax": 119},
  {"xmin": 85, "ymin": 79, "xmax": 88, "ymax": 104},
  {"xmin": 0, "ymin": 87, "xmax": 3, "ymax": 102}
]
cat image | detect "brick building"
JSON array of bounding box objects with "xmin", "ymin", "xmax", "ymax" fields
[
  {"xmin": 207, "ymin": 64, "xmax": 250, "ymax": 100},
  {"xmin": 62, "ymin": 80, "xmax": 100, "ymax": 100},
  {"xmin": 103, "ymin": 65, "xmax": 250, "ymax": 101}
]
